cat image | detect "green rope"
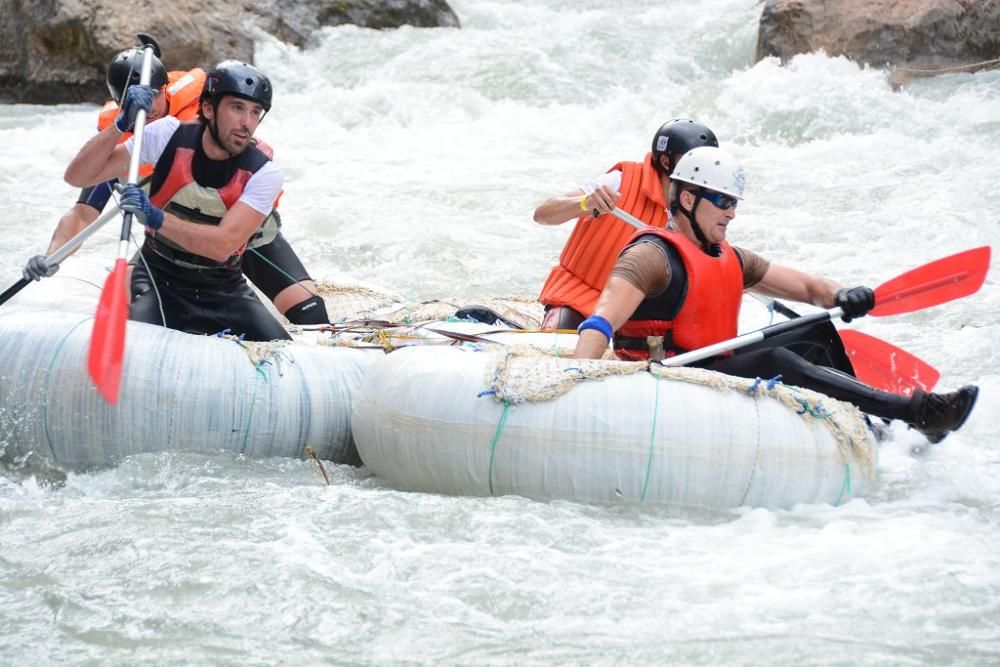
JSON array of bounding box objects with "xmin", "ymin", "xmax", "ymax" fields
[
  {"xmin": 639, "ymin": 375, "xmax": 662, "ymax": 503},
  {"xmin": 833, "ymin": 462, "xmax": 852, "ymax": 506},
  {"xmin": 247, "ymin": 247, "xmax": 319, "ymax": 299},
  {"xmin": 487, "ymin": 401, "xmax": 511, "ymax": 496},
  {"xmin": 238, "ymin": 361, "xmax": 270, "ymax": 455},
  {"xmin": 738, "ymin": 393, "xmax": 763, "ymax": 506},
  {"xmin": 42, "ymin": 318, "xmax": 93, "ymax": 463}
]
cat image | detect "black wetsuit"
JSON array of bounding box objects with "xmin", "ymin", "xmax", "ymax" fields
[
  {"xmin": 131, "ymin": 247, "xmax": 291, "ymax": 341},
  {"xmin": 129, "ymin": 122, "xmax": 291, "ymax": 341},
  {"xmin": 241, "ymin": 230, "xmax": 311, "ymax": 302},
  {"xmin": 78, "ymin": 168, "xmax": 316, "ymax": 326}
]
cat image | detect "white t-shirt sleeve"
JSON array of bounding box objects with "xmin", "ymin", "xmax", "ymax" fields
[
  {"xmin": 578, "ymin": 169, "xmax": 623, "ymax": 195},
  {"xmin": 123, "ymin": 116, "xmax": 180, "ymax": 166},
  {"xmin": 239, "ymin": 161, "xmax": 283, "ymax": 214}
]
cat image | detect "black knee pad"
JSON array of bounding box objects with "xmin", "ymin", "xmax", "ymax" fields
[{"xmin": 284, "ymin": 294, "xmax": 329, "ymax": 325}]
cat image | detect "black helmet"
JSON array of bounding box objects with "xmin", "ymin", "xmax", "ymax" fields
[
  {"xmin": 106, "ymin": 47, "xmax": 168, "ymax": 104},
  {"xmin": 201, "ymin": 60, "xmax": 273, "ymax": 112},
  {"xmin": 651, "ymin": 119, "xmax": 719, "ymax": 174}
]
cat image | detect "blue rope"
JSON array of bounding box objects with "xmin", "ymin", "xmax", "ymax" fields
[
  {"xmin": 747, "ymin": 374, "xmax": 782, "ymax": 395},
  {"xmin": 795, "ymin": 398, "xmax": 832, "ymax": 419}
]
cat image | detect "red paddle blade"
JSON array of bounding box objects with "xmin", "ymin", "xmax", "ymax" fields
[
  {"xmin": 88, "ymin": 258, "xmax": 130, "ymax": 404},
  {"xmin": 872, "ymin": 246, "xmax": 991, "ymax": 317},
  {"xmin": 840, "ymin": 329, "xmax": 940, "ymax": 397}
]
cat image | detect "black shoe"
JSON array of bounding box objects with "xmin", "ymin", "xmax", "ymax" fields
[{"xmin": 910, "ymin": 385, "xmax": 979, "ymax": 444}]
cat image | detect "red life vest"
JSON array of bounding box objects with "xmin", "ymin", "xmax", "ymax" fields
[
  {"xmin": 538, "ymin": 153, "xmax": 669, "ymax": 316},
  {"xmin": 144, "ymin": 122, "xmax": 274, "ymax": 270},
  {"xmin": 613, "ymin": 228, "xmax": 744, "ymax": 362}
]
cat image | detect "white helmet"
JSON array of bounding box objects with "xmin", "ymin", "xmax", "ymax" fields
[{"xmin": 670, "ymin": 146, "xmax": 747, "ymax": 199}]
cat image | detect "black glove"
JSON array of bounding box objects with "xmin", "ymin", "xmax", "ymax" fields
[
  {"xmin": 836, "ymin": 286, "xmax": 875, "ymax": 323},
  {"xmin": 22, "ymin": 254, "xmax": 58, "ymax": 282},
  {"xmin": 114, "ymin": 84, "xmax": 155, "ymax": 133}
]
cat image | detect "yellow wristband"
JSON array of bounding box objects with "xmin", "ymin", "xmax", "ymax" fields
[{"xmin": 579, "ymin": 193, "xmax": 589, "ymax": 211}]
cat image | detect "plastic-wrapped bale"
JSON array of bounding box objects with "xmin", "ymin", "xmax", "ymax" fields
[
  {"xmin": 352, "ymin": 345, "xmax": 878, "ymax": 510},
  {"xmin": 0, "ymin": 306, "xmax": 378, "ymax": 469}
]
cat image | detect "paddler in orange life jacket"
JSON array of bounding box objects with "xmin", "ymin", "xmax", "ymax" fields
[
  {"xmin": 27, "ymin": 47, "xmax": 329, "ymax": 327},
  {"xmin": 573, "ymin": 146, "xmax": 979, "ymax": 445},
  {"xmin": 534, "ymin": 119, "xmax": 719, "ymax": 330},
  {"xmin": 64, "ymin": 60, "xmax": 292, "ymax": 341},
  {"xmin": 26, "ymin": 48, "xmax": 191, "ymax": 269}
]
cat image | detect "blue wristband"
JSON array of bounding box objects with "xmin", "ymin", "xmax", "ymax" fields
[{"xmin": 577, "ymin": 315, "xmax": 613, "ymax": 341}]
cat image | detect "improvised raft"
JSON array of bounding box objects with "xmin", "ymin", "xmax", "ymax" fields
[{"xmin": 0, "ymin": 278, "xmax": 876, "ymax": 510}]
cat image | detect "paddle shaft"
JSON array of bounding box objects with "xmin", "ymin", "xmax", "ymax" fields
[
  {"xmin": 0, "ymin": 201, "xmax": 130, "ymax": 307},
  {"xmin": 87, "ymin": 41, "xmax": 156, "ymax": 405},
  {"xmin": 662, "ymin": 307, "xmax": 844, "ymax": 367},
  {"xmin": 115, "ymin": 59, "xmax": 153, "ymax": 255}
]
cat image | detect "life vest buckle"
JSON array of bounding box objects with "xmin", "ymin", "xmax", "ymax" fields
[{"xmin": 646, "ymin": 335, "xmax": 665, "ymax": 361}]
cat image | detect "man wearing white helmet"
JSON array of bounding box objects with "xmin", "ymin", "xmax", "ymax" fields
[{"xmin": 573, "ymin": 146, "xmax": 978, "ymax": 444}]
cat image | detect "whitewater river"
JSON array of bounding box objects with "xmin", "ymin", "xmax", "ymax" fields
[{"xmin": 2, "ymin": 0, "xmax": 999, "ymax": 664}]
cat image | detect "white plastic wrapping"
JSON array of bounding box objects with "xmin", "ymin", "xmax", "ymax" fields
[
  {"xmin": 0, "ymin": 306, "xmax": 378, "ymax": 468},
  {"xmin": 353, "ymin": 346, "xmax": 877, "ymax": 510}
]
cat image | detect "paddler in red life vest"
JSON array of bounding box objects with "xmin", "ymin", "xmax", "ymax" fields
[
  {"xmin": 64, "ymin": 60, "xmax": 292, "ymax": 341},
  {"xmin": 534, "ymin": 119, "xmax": 719, "ymax": 330},
  {"xmin": 573, "ymin": 146, "xmax": 979, "ymax": 444},
  {"xmin": 26, "ymin": 46, "xmax": 329, "ymax": 327}
]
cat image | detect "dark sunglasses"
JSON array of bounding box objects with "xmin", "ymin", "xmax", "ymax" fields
[{"xmin": 701, "ymin": 191, "xmax": 739, "ymax": 210}]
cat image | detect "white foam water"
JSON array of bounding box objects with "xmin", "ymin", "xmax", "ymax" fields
[{"xmin": 1, "ymin": 0, "xmax": 998, "ymax": 663}]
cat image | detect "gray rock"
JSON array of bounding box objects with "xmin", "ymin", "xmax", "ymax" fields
[
  {"xmin": 0, "ymin": 0, "xmax": 460, "ymax": 104},
  {"xmin": 756, "ymin": 0, "xmax": 1000, "ymax": 86}
]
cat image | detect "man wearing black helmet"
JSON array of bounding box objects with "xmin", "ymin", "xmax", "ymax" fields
[
  {"xmin": 28, "ymin": 46, "xmax": 328, "ymax": 327},
  {"xmin": 534, "ymin": 119, "xmax": 719, "ymax": 330},
  {"xmin": 22, "ymin": 47, "xmax": 174, "ymax": 284},
  {"xmin": 64, "ymin": 60, "xmax": 292, "ymax": 341}
]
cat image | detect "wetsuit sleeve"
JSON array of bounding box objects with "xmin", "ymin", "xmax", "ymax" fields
[
  {"xmin": 735, "ymin": 246, "xmax": 771, "ymax": 289},
  {"xmin": 76, "ymin": 181, "xmax": 116, "ymax": 211},
  {"xmin": 239, "ymin": 161, "xmax": 284, "ymax": 215},
  {"xmin": 609, "ymin": 241, "xmax": 671, "ymax": 297}
]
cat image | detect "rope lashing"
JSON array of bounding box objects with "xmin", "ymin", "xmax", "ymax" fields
[{"xmin": 747, "ymin": 375, "xmax": 783, "ymax": 394}]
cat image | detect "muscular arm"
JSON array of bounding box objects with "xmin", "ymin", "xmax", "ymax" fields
[
  {"xmin": 156, "ymin": 201, "xmax": 268, "ymax": 263},
  {"xmin": 574, "ymin": 276, "xmax": 648, "ymax": 359},
  {"xmin": 573, "ymin": 242, "xmax": 668, "ymax": 359},
  {"xmin": 533, "ymin": 189, "xmax": 588, "ymax": 225},
  {"xmin": 64, "ymin": 126, "xmax": 131, "ymax": 187},
  {"xmin": 751, "ymin": 263, "xmax": 842, "ymax": 309},
  {"xmin": 533, "ymin": 176, "xmax": 621, "ymax": 225},
  {"xmin": 46, "ymin": 203, "xmax": 101, "ymax": 255}
]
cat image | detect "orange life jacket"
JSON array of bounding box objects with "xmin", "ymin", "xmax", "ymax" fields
[
  {"xmin": 538, "ymin": 153, "xmax": 669, "ymax": 316},
  {"xmin": 96, "ymin": 69, "xmax": 207, "ymax": 177},
  {"xmin": 613, "ymin": 228, "xmax": 743, "ymax": 362}
]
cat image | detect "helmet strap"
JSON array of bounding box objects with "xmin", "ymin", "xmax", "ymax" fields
[{"xmin": 680, "ymin": 189, "xmax": 722, "ymax": 257}]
